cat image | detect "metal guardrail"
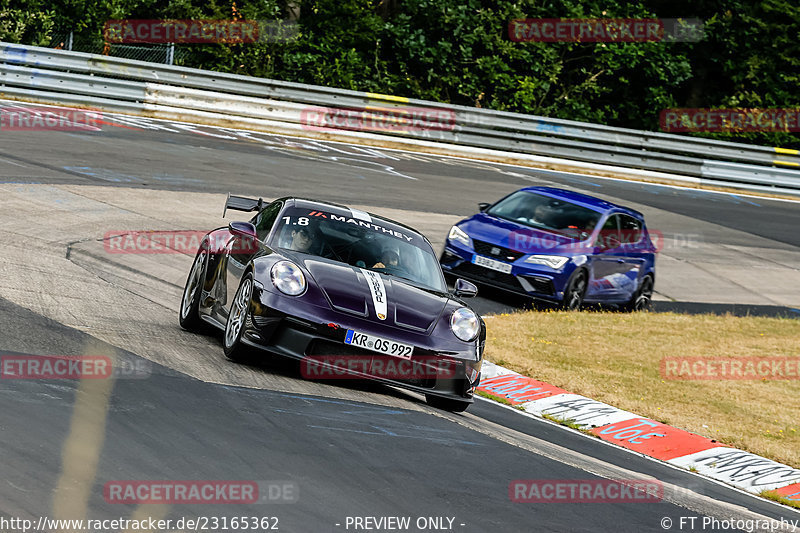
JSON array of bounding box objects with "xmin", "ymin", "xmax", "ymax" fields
[{"xmin": 2, "ymin": 42, "xmax": 799, "ymax": 196}]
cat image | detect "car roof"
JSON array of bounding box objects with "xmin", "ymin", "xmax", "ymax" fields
[
  {"xmin": 278, "ymin": 197, "xmax": 428, "ymax": 237},
  {"xmin": 516, "ymin": 186, "xmax": 645, "ymax": 219}
]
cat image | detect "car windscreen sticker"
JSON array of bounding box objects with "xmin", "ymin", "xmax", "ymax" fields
[
  {"xmin": 361, "ymin": 268, "xmax": 387, "ymax": 320},
  {"xmin": 349, "ymin": 208, "xmax": 372, "ymax": 223}
]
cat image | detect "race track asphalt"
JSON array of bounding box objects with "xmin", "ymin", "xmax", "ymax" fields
[{"xmin": 1, "ymin": 106, "xmax": 799, "ymax": 532}]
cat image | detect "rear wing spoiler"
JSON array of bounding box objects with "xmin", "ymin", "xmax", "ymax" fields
[{"xmin": 223, "ymin": 193, "xmax": 264, "ymax": 218}]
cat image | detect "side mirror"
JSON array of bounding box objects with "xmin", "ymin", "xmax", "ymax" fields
[
  {"xmin": 478, "ymin": 202, "xmax": 491, "ymax": 212},
  {"xmin": 229, "ymin": 221, "xmax": 257, "ymax": 239},
  {"xmin": 453, "ymin": 278, "xmax": 478, "ymax": 298},
  {"xmin": 228, "ymin": 221, "xmax": 259, "ymax": 253}
]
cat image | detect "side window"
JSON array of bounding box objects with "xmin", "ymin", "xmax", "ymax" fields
[
  {"xmin": 597, "ymin": 214, "xmax": 620, "ymax": 249},
  {"xmin": 618, "ymin": 215, "xmax": 643, "ymax": 245},
  {"xmin": 252, "ymin": 201, "xmax": 283, "ymax": 241}
]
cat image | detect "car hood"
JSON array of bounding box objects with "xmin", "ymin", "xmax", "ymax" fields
[
  {"xmin": 460, "ymin": 212, "xmax": 590, "ymax": 254},
  {"xmin": 300, "ymin": 256, "xmax": 449, "ymax": 333}
]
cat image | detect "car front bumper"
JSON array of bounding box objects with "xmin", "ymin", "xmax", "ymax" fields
[
  {"xmin": 242, "ymin": 285, "xmax": 483, "ymax": 402},
  {"xmin": 440, "ymin": 242, "xmax": 573, "ymax": 303}
]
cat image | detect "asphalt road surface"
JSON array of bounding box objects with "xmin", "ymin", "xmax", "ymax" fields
[{"xmin": 1, "ymin": 104, "xmax": 799, "ymax": 532}]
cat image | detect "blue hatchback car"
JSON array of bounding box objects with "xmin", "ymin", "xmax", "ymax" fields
[{"xmin": 440, "ymin": 187, "xmax": 656, "ymax": 311}]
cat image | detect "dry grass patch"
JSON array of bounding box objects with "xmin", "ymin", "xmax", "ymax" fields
[{"xmin": 484, "ymin": 310, "xmax": 800, "ymax": 468}]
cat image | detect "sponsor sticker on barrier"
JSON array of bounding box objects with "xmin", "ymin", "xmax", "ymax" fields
[{"xmin": 509, "ymin": 479, "xmax": 663, "ymax": 503}]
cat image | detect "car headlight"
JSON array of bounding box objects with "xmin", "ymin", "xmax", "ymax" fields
[
  {"xmin": 270, "ymin": 261, "xmax": 306, "ymax": 296},
  {"xmin": 450, "ymin": 307, "xmax": 480, "ymax": 342},
  {"xmin": 524, "ymin": 255, "xmax": 569, "ymax": 269},
  {"xmin": 448, "ymin": 225, "xmax": 471, "ymax": 247}
]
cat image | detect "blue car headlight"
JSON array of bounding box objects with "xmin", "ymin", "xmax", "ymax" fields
[
  {"xmin": 271, "ymin": 261, "xmax": 306, "ymax": 296},
  {"xmin": 448, "ymin": 225, "xmax": 471, "ymax": 247},
  {"xmin": 524, "ymin": 255, "xmax": 569, "ymax": 269},
  {"xmin": 450, "ymin": 307, "xmax": 480, "ymax": 342}
]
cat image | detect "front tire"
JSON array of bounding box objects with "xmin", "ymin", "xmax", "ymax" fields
[
  {"xmin": 223, "ymin": 272, "xmax": 255, "ymax": 362},
  {"xmin": 562, "ymin": 269, "xmax": 587, "ymax": 311},
  {"xmin": 179, "ymin": 249, "xmax": 207, "ymax": 331},
  {"xmin": 425, "ymin": 394, "xmax": 470, "ymax": 413}
]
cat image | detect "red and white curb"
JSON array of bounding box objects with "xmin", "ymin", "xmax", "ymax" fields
[{"xmin": 477, "ymin": 361, "xmax": 800, "ymax": 501}]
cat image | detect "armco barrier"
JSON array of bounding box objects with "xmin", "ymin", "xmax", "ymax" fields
[{"xmin": 2, "ymin": 42, "xmax": 799, "ymax": 195}]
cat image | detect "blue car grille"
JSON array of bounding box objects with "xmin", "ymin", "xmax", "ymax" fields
[
  {"xmin": 472, "ymin": 239, "xmax": 524, "ymax": 262},
  {"xmin": 452, "ymin": 263, "xmax": 555, "ymax": 296},
  {"xmin": 452, "ymin": 263, "xmax": 523, "ymax": 291}
]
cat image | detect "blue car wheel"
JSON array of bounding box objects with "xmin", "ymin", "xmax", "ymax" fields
[
  {"xmin": 625, "ymin": 275, "xmax": 654, "ymax": 312},
  {"xmin": 562, "ymin": 269, "xmax": 588, "ymax": 310}
]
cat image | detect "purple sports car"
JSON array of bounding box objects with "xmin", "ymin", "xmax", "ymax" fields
[{"xmin": 180, "ymin": 195, "xmax": 484, "ymax": 412}]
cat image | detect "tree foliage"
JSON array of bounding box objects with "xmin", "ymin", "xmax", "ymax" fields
[{"xmin": 2, "ymin": 0, "xmax": 798, "ymax": 146}]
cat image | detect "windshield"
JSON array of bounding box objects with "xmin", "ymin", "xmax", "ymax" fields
[
  {"xmin": 273, "ymin": 207, "xmax": 447, "ymax": 292},
  {"xmin": 488, "ymin": 191, "xmax": 602, "ymax": 238}
]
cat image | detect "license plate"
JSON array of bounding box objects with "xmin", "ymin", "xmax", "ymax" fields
[
  {"xmin": 472, "ymin": 254, "xmax": 513, "ymax": 274},
  {"xmin": 344, "ymin": 330, "xmax": 414, "ymax": 360}
]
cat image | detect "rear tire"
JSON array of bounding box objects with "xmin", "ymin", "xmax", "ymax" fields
[
  {"xmin": 223, "ymin": 273, "xmax": 256, "ymax": 363},
  {"xmin": 179, "ymin": 249, "xmax": 207, "ymax": 331},
  {"xmin": 562, "ymin": 269, "xmax": 587, "ymax": 311},
  {"xmin": 625, "ymin": 275, "xmax": 654, "ymax": 312},
  {"xmin": 425, "ymin": 394, "xmax": 470, "ymax": 413}
]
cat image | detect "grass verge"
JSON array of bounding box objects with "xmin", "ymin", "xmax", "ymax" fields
[
  {"xmin": 760, "ymin": 490, "xmax": 800, "ymax": 510},
  {"xmin": 483, "ymin": 310, "xmax": 800, "ymax": 469}
]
